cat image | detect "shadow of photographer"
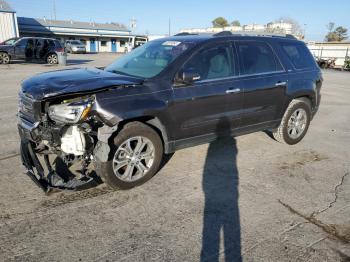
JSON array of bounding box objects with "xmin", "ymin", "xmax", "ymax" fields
[{"xmin": 201, "ymin": 117, "xmax": 242, "ymax": 262}]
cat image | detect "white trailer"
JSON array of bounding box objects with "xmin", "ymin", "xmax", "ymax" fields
[{"xmin": 307, "ymin": 42, "xmax": 350, "ymax": 68}]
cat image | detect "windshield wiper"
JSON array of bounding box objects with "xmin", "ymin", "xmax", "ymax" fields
[{"xmin": 108, "ymin": 70, "xmax": 135, "ymax": 77}]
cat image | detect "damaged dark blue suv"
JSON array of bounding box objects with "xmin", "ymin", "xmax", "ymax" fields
[{"xmin": 18, "ymin": 32, "xmax": 322, "ymax": 192}]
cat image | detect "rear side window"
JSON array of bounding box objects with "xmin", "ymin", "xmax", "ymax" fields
[
  {"xmin": 183, "ymin": 44, "xmax": 236, "ymax": 81},
  {"xmin": 280, "ymin": 42, "xmax": 315, "ymax": 69},
  {"xmin": 236, "ymin": 41, "xmax": 283, "ymax": 75}
]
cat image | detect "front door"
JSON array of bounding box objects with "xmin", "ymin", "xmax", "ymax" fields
[
  {"xmin": 169, "ymin": 42, "xmax": 244, "ymax": 146},
  {"xmin": 13, "ymin": 38, "xmax": 28, "ymax": 59},
  {"xmin": 111, "ymin": 39, "xmax": 117, "ymax": 52},
  {"xmin": 90, "ymin": 38, "xmax": 96, "ymax": 52},
  {"xmin": 235, "ymin": 40, "xmax": 287, "ymax": 128}
]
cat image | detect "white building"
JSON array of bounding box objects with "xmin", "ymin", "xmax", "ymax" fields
[
  {"xmin": 181, "ymin": 22, "xmax": 296, "ymax": 37},
  {"xmin": 266, "ymin": 22, "xmax": 293, "ymax": 34},
  {"xmin": 0, "ymin": 0, "xmax": 147, "ymax": 52},
  {"xmin": 0, "ymin": 0, "xmax": 19, "ymax": 42}
]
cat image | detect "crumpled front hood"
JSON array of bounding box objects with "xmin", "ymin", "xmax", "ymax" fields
[{"xmin": 21, "ymin": 67, "xmax": 144, "ymax": 100}]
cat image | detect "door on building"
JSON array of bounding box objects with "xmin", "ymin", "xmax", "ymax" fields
[
  {"xmin": 90, "ymin": 38, "xmax": 96, "ymax": 52},
  {"xmin": 111, "ymin": 39, "xmax": 117, "ymax": 52}
]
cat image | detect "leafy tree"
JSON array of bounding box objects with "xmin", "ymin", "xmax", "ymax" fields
[
  {"xmin": 334, "ymin": 26, "xmax": 348, "ymax": 41},
  {"xmin": 325, "ymin": 24, "xmax": 348, "ymax": 42},
  {"xmin": 212, "ymin": 17, "xmax": 229, "ymax": 28},
  {"xmin": 231, "ymin": 20, "xmax": 241, "ymax": 26}
]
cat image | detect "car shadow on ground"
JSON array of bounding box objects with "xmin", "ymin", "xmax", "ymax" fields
[{"xmin": 200, "ymin": 118, "xmax": 242, "ymax": 262}]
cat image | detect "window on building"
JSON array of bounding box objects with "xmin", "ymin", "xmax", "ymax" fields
[
  {"xmin": 101, "ymin": 41, "xmax": 107, "ymax": 47},
  {"xmin": 237, "ymin": 41, "xmax": 283, "ymax": 75},
  {"xmin": 182, "ymin": 44, "xmax": 235, "ymax": 81},
  {"xmin": 280, "ymin": 42, "xmax": 316, "ymax": 69}
]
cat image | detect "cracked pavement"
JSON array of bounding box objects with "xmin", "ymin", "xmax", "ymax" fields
[{"xmin": 0, "ymin": 55, "xmax": 349, "ymax": 261}]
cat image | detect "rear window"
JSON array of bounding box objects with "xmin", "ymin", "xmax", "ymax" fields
[
  {"xmin": 280, "ymin": 42, "xmax": 316, "ymax": 69},
  {"xmin": 236, "ymin": 41, "xmax": 283, "ymax": 75}
]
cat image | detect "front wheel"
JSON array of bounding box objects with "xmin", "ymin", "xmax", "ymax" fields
[
  {"xmin": 46, "ymin": 53, "xmax": 58, "ymax": 64},
  {"xmin": 0, "ymin": 52, "xmax": 10, "ymax": 64},
  {"xmin": 96, "ymin": 122, "xmax": 164, "ymax": 190},
  {"xmin": 273, "ymin": 98, "xmax": 311, "ymax": 145}
]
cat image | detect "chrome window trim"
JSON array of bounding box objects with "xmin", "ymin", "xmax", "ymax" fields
[{"xmin": 193, "ymin": 70, "xmax": 286, "ymax": 84}]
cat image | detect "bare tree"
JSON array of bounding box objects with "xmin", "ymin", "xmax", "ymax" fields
[
  {"xmin": 275, "ymin": 17, "xmax": 303, "ymax": 36},
  {"xmin": 326, "ymin": 22, "xmax": 335, "ymax": 33}
]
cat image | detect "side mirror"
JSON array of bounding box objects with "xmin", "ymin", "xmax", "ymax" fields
[{"xmin": 178, "ymin": 69, "xmax": 201, "ymax": 84}]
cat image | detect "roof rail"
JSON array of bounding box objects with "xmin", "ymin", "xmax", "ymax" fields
[
  {"xmin": 213, "ymin": 31, "xmax": 232, "ymax": 37},
  {"xmin": 220, "ymin": 31, "xmax": 298, "ymax": 39},
  {"xmin": 174, "ymin": 32, "xmax": 198, "ymax": 36}
]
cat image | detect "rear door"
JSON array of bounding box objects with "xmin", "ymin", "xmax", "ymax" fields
[
  {"xmin": 169, "ymin": 41, "xmax": 244, "ymax": 143},
  {"xmin": 236, "ymin": 40, "xmax": 288, "ymax": 128}
]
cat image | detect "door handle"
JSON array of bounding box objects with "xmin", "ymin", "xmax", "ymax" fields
[
  {"xmin": 275, "ymin": 81, "xmax": 287, "ymax": 86},
  {"xmin": 226, "ymin": 88, "xmax": 241, "ymax": 94}
]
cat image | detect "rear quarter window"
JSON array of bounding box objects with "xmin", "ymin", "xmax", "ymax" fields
[{"xmin": 280, "ymin": 42, "xmax": 316, "ymax": 70}]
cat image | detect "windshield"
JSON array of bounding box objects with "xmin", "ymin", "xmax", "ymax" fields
[
  {"xmin": 105, "ymin": 40, "xmax": 197, "ymax": 78},
  {"xmin": 2, "ymin": 38, "xmax": 18, "ymax": 45},
  {"xmin": 69, "ymin": 41, "xmax": 82, "ymax": 45}
]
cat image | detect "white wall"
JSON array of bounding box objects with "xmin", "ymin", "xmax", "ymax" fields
[
  {"xmin": 0, "ymin": 12, "xmax": 18, "ymax": 42},
  {"xmin": 99, "ymin": 39, "xmax": 111, "ymax": 52}
]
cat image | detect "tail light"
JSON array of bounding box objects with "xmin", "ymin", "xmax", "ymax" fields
[{"xmin": 56, "ymin": 48, "xmax": 65, "ymax": 52}]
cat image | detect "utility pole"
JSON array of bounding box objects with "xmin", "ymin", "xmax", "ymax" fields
[{"xmin": 53, "ymin": 0, "xmax": 57, "ymax": 20}]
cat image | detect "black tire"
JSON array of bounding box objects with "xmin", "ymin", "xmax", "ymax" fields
[
  {"xmin": 0, "ymin": 52, "xmax": 10, "ymax": 64},
  {"xmin": 272, "ymin": 98, "xmax": 311, "ymax": 145},
  {"xmin": 96, "ymin": 122, "xmax": 164, "ymax": 190},
  {"xmin": 46, "ymin": 53, "xmax": 58, "ymax": 64}
]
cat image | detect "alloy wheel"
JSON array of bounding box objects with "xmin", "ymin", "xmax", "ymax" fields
[
  {"xmin": 0, "ymin": 53, "xmax": 10, "ymax": 64},
  {"xmin": 287, "ymin": 108, "xmax": 307, "ymax": 139},
  {"xmin": 47, "ymin": 54, "xmax": 58, "ymax": 64},
  {"xmin": 112, "ymin": 136, "xmax": 155, "ymax": 182}
]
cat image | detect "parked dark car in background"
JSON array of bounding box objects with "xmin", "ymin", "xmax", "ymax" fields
[
  {"xmin": 65, "ymin": 40, "xmax": 86, "ymax": 54},
  {"xmin": 0, "ymin": 37, "xmax": 65, "ymax": 64},
  {"xmin": 17, "ymin": 32, "xmax": 322, "ymax": 193}
]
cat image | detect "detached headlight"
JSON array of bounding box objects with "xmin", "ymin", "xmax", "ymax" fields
[{"xmin": 48, "ymin": 99, "xmax": 93, "ymax": 124}]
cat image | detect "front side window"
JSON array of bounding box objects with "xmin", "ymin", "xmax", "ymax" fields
[
  {"xmin": 280, "ymin": 42, "xmax": 316, "ymax": 69},
  {"xmin": 106, "ymin": 40, "xmax": 197, "ymax": 78},
  {"xmin": 182, "ymin": 44, "xmax": 235, "ymax": 81},
  {"xmin": 16, "ymin": 39, "xmax": 27, "ymax": 47},
  {"xmin": 237, "ymin": 41, "xmax": 283, "ymax": 75}
]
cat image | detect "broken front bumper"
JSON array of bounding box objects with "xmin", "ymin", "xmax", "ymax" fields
[{"xmin": 18, "ymin": 123, "xmax": 95, "ymax": 193}]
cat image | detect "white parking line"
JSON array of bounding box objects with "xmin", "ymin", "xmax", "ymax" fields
[{"xmin": 0, "ymin": 96, "xmax": 16, "ymax": 100}]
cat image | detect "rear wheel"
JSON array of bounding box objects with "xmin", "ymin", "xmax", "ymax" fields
[
  {"xmin": 46, "ymin": 53, "xmax": 58, "ymax": 64},
  {"xmin": 273, "ymin": 98, "xmax": 311, "ymax": 145},
  {"xmin": 0, "ymin": 52, "xmax": 10, "ymax": 64},
  {"xmin": 96, "ymin": 122, "xmax": 164, "ymax": 190}
]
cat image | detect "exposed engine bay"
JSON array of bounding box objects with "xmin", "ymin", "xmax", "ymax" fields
[{"xmin": 18, "ymin": 93, "xmax": 115, "ymax": 193}]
